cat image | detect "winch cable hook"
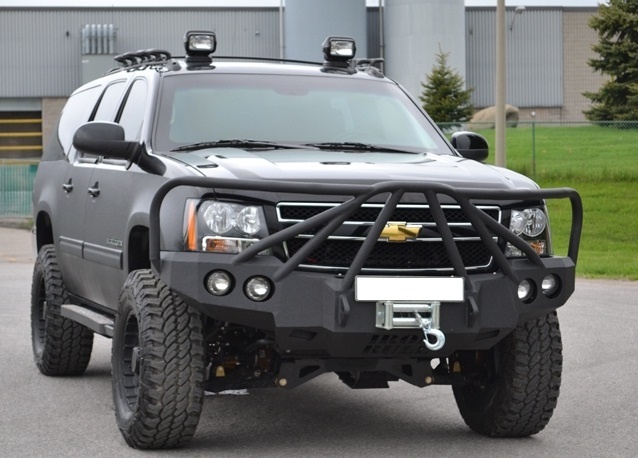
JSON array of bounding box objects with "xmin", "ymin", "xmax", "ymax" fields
[{"xmin": 414, "ymin": 311, "xmax": 446, "ymax": 351}]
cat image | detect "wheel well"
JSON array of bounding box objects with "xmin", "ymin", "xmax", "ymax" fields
[
  {"xmin": 35, "ymin": 212, "xmax": 54, "ymax": 252},
  {"xmin": 128, "ymin": 226, "xmax": 150, "ymax": 272}
]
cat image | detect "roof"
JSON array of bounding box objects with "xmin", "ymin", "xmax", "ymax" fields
[
  {"xmin": 465, "ymin": 0, "xmax": 605, "ymax": 6},
  {"xmin": 0, "ymin": 0, "xmax": 608, "ymax": 7}
]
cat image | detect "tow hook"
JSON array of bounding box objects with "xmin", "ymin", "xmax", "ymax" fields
[{"xmin": 414, "ymin": 311, "xmax": 446, "ymax": 351}]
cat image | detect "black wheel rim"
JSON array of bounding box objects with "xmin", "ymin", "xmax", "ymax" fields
[
  {"xmin": 119, "ymin": 311, "xmax": 141, "ymax": 409},
  {"xmin": 461, "ymin": 348, "xmax": 501, "ymax": 408},
  {"xmin": 32, "ymin": 274, "xmax": 46, "ymax": 357}
]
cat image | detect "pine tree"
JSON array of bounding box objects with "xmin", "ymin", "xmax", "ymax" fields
[
  {"xmin": 584, "ymin": 0, "xmax": 638, "ymax": 122},
  {"xmin": 420, "ymin": 49, "xmax": 474, "ymax": 126}
]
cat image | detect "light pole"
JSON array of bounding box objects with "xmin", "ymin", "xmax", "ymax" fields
[
  {"xmin": 531, "ymin": 111, "xmax": 536, "ymax": 179},
  {"xmin": 495, "ymin": 0, "xmax": 506, "ymax": 168}
]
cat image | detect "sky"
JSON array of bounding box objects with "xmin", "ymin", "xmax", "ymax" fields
[{"xmin": 0, "ymin": 1, "xmax": 609, "ymax": 7}]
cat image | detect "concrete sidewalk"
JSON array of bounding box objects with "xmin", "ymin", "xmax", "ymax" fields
[{"xmin": 0, "ymin": 226, "xmax": 34, "ymax": 264}]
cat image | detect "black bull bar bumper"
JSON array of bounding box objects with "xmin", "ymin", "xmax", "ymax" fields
[{"xmin": 148, "ymin": 178, "xmax": 582, "ymax": 381}]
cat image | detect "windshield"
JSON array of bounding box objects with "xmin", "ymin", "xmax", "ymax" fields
[{"xmin": 153, "ymin": 72, "xmax": 454, "ymax": 155}]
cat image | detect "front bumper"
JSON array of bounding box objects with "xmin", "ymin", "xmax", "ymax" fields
[
  {"xmin": 160, "ymin": 250, "xmax": 575, "ymax": 359},
  {"xmin": 150, "ymin": 177, "xmax": 582, "ymax": 383}
]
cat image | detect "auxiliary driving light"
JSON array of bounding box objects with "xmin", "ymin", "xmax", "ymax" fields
[
  {"xmin": 244, "ymin": 276, "xmax": 272, "ymax": 302},
  {"xmin": 185, "ymin": 30, "xmax": 217, "ymax": 55},
  {"xmin": 517, "ymin": 279, "xmax": 535, "ymax": 302},
  {"xmin": 206, "ymin": 270, "xmax": 233, "ymax": 296},
  {"xmin": 541, "ymin": 274, "xmax": 560, "ymax": 297},
  {"xmin": 323, "ymin": 36, "xmax": 356, "ymax": 63}
]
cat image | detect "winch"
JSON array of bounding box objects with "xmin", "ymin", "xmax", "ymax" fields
[{"xmin": 375, "ymin": 301, "xmax": 446, "ymax": 351}]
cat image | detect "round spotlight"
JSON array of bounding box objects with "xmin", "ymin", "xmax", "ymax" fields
[
  {"xmin": 244, "ymin": 276, "xmax": 272, "ymax": 302},
  {"xmin": 517, "ymin": 279, "xmax": 535, "ymax": 302},
  {"xmin": 206, "ymin": 270, "xmax": 233, "ymax": 296},
  {"xmin": 541, "ymin": 274, "xmax": 560, "ymax": 297}
]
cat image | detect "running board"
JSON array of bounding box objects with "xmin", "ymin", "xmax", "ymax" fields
[{"xmin": 60, "ymin": 304, "xmax": 114, "ymax": 338}]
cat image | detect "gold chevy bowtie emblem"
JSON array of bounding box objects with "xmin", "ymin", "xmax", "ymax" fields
[{"xmin": 380, "ymin": 223, "xmax": 421, "ymax": 242}]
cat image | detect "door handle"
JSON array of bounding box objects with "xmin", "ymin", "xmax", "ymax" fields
[
  {"xmin": 88, "ymin": 182, "xmax": 100, "ymax": 197},
  {"xmin": 62, "ymin": 179, "xmax": 73, "ymax": 193}
]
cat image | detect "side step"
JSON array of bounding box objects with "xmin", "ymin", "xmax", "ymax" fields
[{"xmin": 60, "ymin": 304, "xmax": 114, "ymax": 338}]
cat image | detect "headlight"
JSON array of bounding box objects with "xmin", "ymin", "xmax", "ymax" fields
[
  {"xmin": 510, "ymin": 208, "xmax": 547, "ymax": 237},
  {"xmin": 184, "ymin": 199, "xmax": 270, "ymax": 254},
  {"xmin": 203, "ymin": 202, "xmax": 235, "ymax": 234},
  {"xmin": 506, "ymin": 207, "xmax": 550, "ymax": 258}
]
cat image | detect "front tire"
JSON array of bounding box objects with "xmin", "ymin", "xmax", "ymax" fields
[
  {"xmin": 31, "ymin": 245, "xmax": 93, "ymax": 375},
  {"xmin": 452, "ymin": 312, "xmax": 562, "ymax": 437},
  {"xmin": 112, "ymin": 269, "xmax": 206, "ymax": 449}
]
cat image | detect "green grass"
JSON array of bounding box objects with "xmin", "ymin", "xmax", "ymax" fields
[{"xmin": 473, "ymin": 124, "xmax": 638, "ymax": 280}]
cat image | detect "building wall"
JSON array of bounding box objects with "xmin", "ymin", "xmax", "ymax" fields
[
  {"xmin": 466, "ymin": 8, "xmax": 563, "ymax": 110},
  {"xmin": 0, "ymin": 8, "xmax": 280, "ymax": 98},
  {"xmin": 285, "ymin": 0, "xmax": 367, "ymax": 61},
  {"xmin": 41, "ymin": 98, "xmax": 67, "ymax": 150},
  {"xmin": 562, "ymin": 8, "xmax": 607, "ymax": 122},
  {"xmin": 385, "ymin": 0, "xmax": 466, "ymax": 101},
  {"xmin": 0, "ymin": 4, "xmax": 612, "ymax": 158},
  {"xmin": 466, "ymin": 6, "xmax": 603, "ymax": 122}
]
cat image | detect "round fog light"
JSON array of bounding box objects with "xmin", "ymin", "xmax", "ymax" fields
[
  {"xmin": 206, "ymin": 270, "xmax": 233, "ymax": 296},
  {"xmin": 517, "ymin": 279, "xmax": 535, "ymax": 302},
  {"xmin": 244, "ymin": 276, "xmax": 272, "ymax": 302},
  {"xmin": 542, "ymin": 274, "xmax": 560, "ymax": 297}
]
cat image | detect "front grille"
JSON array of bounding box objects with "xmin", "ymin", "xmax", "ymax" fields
[
  {"xmin": 278, "ymin": 204, "xmax": 500, "ymax": 225},
  {"xmin": 276, "ymin": 202, "xmax": 502, "ymax": 272},
  {"xmin": 286, "ymin": 238, "xmax": 491, "ymax": 270}
]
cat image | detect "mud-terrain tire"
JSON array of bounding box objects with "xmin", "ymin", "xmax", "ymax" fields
[
  {"xmin": 452, "ymin": 312, "xmax": 562, "ymax": 437},
  {"xmin": 31, "ymin": 244, "xmax": 94, "ymax": 376},
  {"xmin": 112, "ymin": 269, "xmax": 206, "ymax": 449}
]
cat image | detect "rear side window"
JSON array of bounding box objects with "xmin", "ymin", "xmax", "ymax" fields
[
  {"xmin": 57, "ymin": 85, "xmax": 101, "ymax": 156},
  {"xmin": 93, "ymin": 80, "xmax": 126, "ymax": 122},
  {"xmin": 118, "ymin": 79, "xmax": 148, "ymax": 141}
]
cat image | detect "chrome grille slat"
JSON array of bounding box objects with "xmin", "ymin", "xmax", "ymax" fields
[{"xmin": 276, "ymin": 202, "xmax": 502, "ymax": 272}]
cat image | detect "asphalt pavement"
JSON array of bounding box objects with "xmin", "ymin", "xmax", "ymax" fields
[{"xmin": 1, "ymin": 226, "xmax": 637, "ymax": 457}]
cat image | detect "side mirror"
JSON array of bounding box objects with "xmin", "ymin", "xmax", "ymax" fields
[
  {"xmin": 73, "ymin": 122, "xmax": 139, "ymax": 161},
  {"xmin": 451, "ymin": 131, "xmax": 489, "ymax": 162}
]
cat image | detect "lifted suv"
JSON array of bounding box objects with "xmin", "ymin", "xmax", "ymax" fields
[{"xmin": 31, "ymin": 31, "xmax": 582, "ymax": 449}]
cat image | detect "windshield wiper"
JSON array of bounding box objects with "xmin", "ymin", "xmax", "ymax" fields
[
  {"xmin": 171, "ymin": 139, "xmax": 313, "ymax": 152},
  {"xmin": 303, "ymin": 142, "xmax": 419, "ymax": 154}
]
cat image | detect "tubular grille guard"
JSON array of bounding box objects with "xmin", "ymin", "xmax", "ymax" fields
[{"xmin": 149, "ymin": 178, "xmax": 582, "ymax": 292}]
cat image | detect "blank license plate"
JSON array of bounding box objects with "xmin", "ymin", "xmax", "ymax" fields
[{"xmin": 355, "ymin": 276, "xmax": 464, "ymax": 302}]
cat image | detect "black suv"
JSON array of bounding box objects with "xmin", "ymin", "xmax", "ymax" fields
[{"xmin": 30, "ymin": 31, "xmax": 582, "ymax": 449}]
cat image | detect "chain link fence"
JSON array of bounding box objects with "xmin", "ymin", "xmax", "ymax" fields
[
  {"xmin": 438, "ymin": 121, "xmax": 638, "ymax": 181},
  {"xmin": 0, "ymin": 159, "xmax": 39, "ymax": 219},
  {"xmin": 1, "ymin": 121, "xmax": 637, "ymax": 219}
]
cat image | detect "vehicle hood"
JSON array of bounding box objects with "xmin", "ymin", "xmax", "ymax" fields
[{"xmin": 174, "ymin": 148, "xmax": 538, "ymax": 190}]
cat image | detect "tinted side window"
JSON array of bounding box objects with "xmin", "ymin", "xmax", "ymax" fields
[
  {"xmin": 57, "ymin": 85, "xmax": 101, "ymax": 156},
  {"xmin": 93, "ymin": 81, "xmax": 126, "ymax": 122},
  {"xmin": 118, "ymin": 79, "xmax": 148, "ymax": 141}
]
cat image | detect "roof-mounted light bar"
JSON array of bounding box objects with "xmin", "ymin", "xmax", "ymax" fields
[
  {"xmin": 184, "ymin": 30, "xmax": 217, "ymax": 68},
  {"xmin": 114, "ymin": 49, "xmax": 172, "ymax": 68}
]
